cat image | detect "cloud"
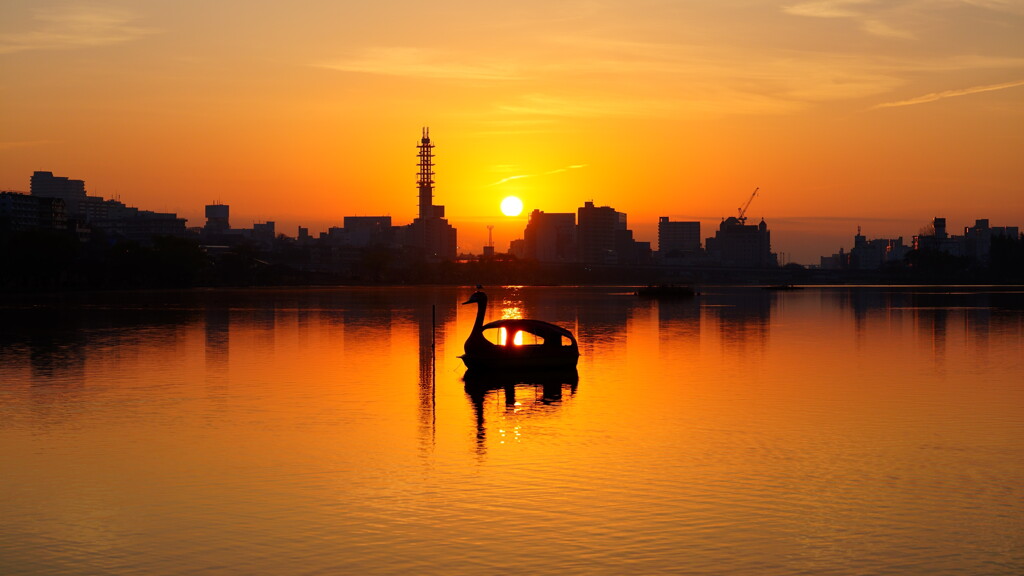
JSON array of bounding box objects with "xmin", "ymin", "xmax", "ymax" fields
[
  {"xmin": 960, "ymin": 0, "xmax": 1024, "ymax": 15},
  {"xmin": 484, "ymin": 164, "xmax": 588, "ymax": 188},
  {"xmin": 485, "ymin": 174, "xmax": 531, "ymax": 187},
  {"xmin": 316, "ymin": 47, "xmax": 522, "ymax": 81},
  {"xmin": 0, "ymin": 5, "xmax": 155, "ymax": 54},
  {"xmin": 783, "ymin": 0, "xmax": 916, "ymax": 39},
  {"xmin": 861, "ymin": 19, "xmax": 916, "ymax": 39},
  {"xmin": 544, "ymin": 164, "xmax": 588, "ymax": 175},
  {"xmin": 495, "ymin": 93, "xmax": 679, "ymax": 118},
  {"xmin": 783, "ymin": 0, "xmax": 876, "ymax": 19},
  {"xmin": 873, "ymin": 79, "xmax": 1024, "ymax": 108}
]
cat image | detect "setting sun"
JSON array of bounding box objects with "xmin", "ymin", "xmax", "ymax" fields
[{"xmin": 500, "ymin": 196, "xmax": 524, "ymax": 217}]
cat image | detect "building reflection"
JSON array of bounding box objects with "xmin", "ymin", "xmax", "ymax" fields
[
  {"xmin": 655, "ymin": 295, "xmax": 701, "ymax": 351},
  {"xmin": 699, "ymin": 288, "xmax": 772, "ymax": 357},
  {"xmin": 0, "ymin": 294, "xmax": 203, "ymax": 390},
  {"xmin": 826, "ymin": 287, "xmax": 1016, "ymax": 366},
  {"xmin": 573, "ymin": 290, "xmax": 634, "ymax": 359},
  {"xmin": 204, "ymin": 304, "xmax": 230, "ymax": 387},
  {"xmin": 29, "ymin": 330, "xmax": 87, "ymax": 385}
]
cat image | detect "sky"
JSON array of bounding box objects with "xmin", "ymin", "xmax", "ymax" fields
[{"xmin": 2, "ymin": 0, "xmax": 1022, "ymax": 263}]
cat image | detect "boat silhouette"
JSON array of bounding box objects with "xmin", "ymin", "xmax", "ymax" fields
[{"xmin": 460, "ymin": 290, "xmax": 580, "ymax": 371}]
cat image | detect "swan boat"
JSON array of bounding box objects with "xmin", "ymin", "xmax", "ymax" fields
[{"xmin": 460, "ymin": 290, "xmax": 580, "ymax": 371}]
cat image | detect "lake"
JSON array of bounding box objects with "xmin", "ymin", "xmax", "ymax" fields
[{"xmin": 1, "ymin": 286, "xmax": 1022, "ymax": 575}]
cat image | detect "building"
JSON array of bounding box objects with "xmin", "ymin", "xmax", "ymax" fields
[
  {"xmin": 523, "ymin": 210, "xmax": 576, "ymax": 263},
  {"xmin": 344, "ymin": 216, "xmax": 393, "ymax": 247},
  {"xmin": 577, "ymin": 201, "xmax": 625, "ymax": 264},
  {"xmin": 30, "ymin": 171, "xmax": 186, "ymax": 242},
  {"xmin": 914, "ymin": 217, "xmax": 1020, "ymax": 265},
  {"xmin": 30, "ymin": 171, "xmax": 86, "ymax": 216},
  {"xmin": 964, "ymin": 218, "xmax": 1020, "ymax": 265},
  {"xmin": 848, "ymin": 228, "xmax": 910, "ymax": 270},
  {"xmin": 821, "ymin": 233, "xmax": 911, "ymax": 271},
  {"xmin": 204, "ymin": 204, "xmax": 230, "ymax": 235},
  {"xmin": 658, "ymin": 217, "xmax": 700, "ymax": 257},
  {"xmin": 575, "ymin": 201, "xmax": 650, "ymax": 265},
  {"xmin": 915, "ymin": 217, "xmax": 963, "ymax": 256},
  {"xmin": 252, "ymin": 221, "xmax": 276, "ymax": 247},
  {"xmin": 0, "ymin": 191, "xmax": 67, "ymax": 231},
  {"xmin": 705, "ymin": 217, "xmax": 777, "ymax": 268},
  {"xmin": 403, "ymin": 128, "xmax": 457, "ymax": 261},
  {"xmin": 508, "ymin": 238, "xmax": 526, "ymax": 259}
]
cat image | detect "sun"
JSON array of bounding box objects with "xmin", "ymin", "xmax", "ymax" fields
[{"xmin": 500, "ymin": 195, "xmax": 524, "ymax": 217}]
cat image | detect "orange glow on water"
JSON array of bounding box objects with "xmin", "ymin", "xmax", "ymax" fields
[
  {"xmin": 2, "ymin": 287, "xmax": 1023, "ymax": 574},
  {"xmin": 501, "ymin": 305, "xmax": 523, "ymax": 320}
]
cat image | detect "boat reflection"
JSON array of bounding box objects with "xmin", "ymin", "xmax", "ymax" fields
[{"xmin": 463, "ymin": 368, "xmax": 579, "ymax": 455}]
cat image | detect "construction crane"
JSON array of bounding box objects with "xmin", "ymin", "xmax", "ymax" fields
[{"xmin": 737, "ymin": 187, "xmax": 759, "ymax": 224}]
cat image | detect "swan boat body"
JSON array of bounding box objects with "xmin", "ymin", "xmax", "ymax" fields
[{"xmin": 460, "ymin": 291, "xmax": 580, "ymax": 371}]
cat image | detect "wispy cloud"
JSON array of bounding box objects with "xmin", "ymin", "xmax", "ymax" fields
[
  {"xmin": 783, "ymin": 0, "xmax": 876, "ymax": 19},
  {"xmin": 783, "ymin": 0, "xmax": 915, "ymax": 39},
  {"xmin": 0, "ymin": 5, "xmax": 155, "ymax": 54},
  {"xmin": 484, "ymin": 164, "xmax": 588, "ymax": 188},
  {"xmin": 316, "ymin": 47, "xmax": 522, "ymax": 81},
  {"xmin": 873, "ymin": 79, "xmax": 1024, "ymax": 108},
  {"xmin": 860, "ymin": 19, "xmax": 916, "ymax": 39},
  {"xmin": 496, "ymin": 93, "xmax": 679, "ymax": 118},
  {"xmin": 960, "ymin": 0, "xmax": 1024, "ymax": 15},
  {"xmin": 0, "ymin": 140, "xmax": 56, "ymax": 151},
  {"xmin": 485, "ymin": 174, "xmax": 531, "ymax": 187}
]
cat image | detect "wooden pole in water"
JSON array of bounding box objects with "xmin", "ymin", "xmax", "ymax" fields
[{"xmin": 431, "ymin": 304, "xmax": 436, "ymax": 434}]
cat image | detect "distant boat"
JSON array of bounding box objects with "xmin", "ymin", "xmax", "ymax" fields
[
  {"xmin": 764, "ymin": 284, "xmax": 802, "ymax": 291},
  {"xmin": 460, "ymin": 290, "xmax": 580, "ymax": 371},
  {"xmin": 635, "ymin": 285, "xmax": 696, "ymax": 299}
]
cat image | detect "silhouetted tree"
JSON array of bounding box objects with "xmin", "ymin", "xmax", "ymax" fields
[
  {"xmin": 989, "ymin": 235, "xmax": 1024, "ymax": 281},
  {"xmin": 905, "ymin": 248, "xmax": 971, "ymax": 281},
  {"xmin": 149, "ymin": 236, "xmax": 210, "ymax": 287}
]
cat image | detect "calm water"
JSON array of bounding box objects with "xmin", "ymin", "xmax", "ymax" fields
[{"xmin": 1, "ymin": 286, "xmax": 1022, "ymax": 575}]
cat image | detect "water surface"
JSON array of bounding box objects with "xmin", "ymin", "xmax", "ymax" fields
[{"xmin": 2, "ymin": 286, "xmax": 1022, "ymax": 575}]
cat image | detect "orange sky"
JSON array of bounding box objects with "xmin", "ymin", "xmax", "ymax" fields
[{"xmin": 2, "ymin": 1, "xmax": 1022, "ymax": 263}]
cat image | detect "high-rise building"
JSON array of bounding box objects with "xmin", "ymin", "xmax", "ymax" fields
[
  {"xmin": 705, "ymin": 217, "xmax": 777, "ymax": 268},
  {"xmin": 205, "ymin": 204, "xmax": 230, "ymax": 235},
  {"xmin": 658, "ymin": 217, "xmax": 701, "ymax": 256},
  {"xmin": 577, "ymin": 201, "xmax": 626, "ymax": 264},
  {"xmin": 405, "ymin": 128, "xmax": 457, "ymax": 261},
  {"xmin": 524, "ymin": 210, "xmax": 576, "ymax": 262},
  {"xmin": 31, "ymin": 171, "xmax": 86, "ymax": 216}
]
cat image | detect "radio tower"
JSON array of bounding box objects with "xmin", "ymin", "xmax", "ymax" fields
[{"xmin": 417, "ymin": 127, "xmax": 435, "ymax": 219}]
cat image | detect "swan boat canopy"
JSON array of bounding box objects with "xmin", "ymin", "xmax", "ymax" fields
[{"xmin": 461, "ymin": 291, "xmax": 580, "ymax": 371}]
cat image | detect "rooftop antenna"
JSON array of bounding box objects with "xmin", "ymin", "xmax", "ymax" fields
[{"xmin": 487, "ymin": 224, "xmax": 494, "ymax": 247}]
